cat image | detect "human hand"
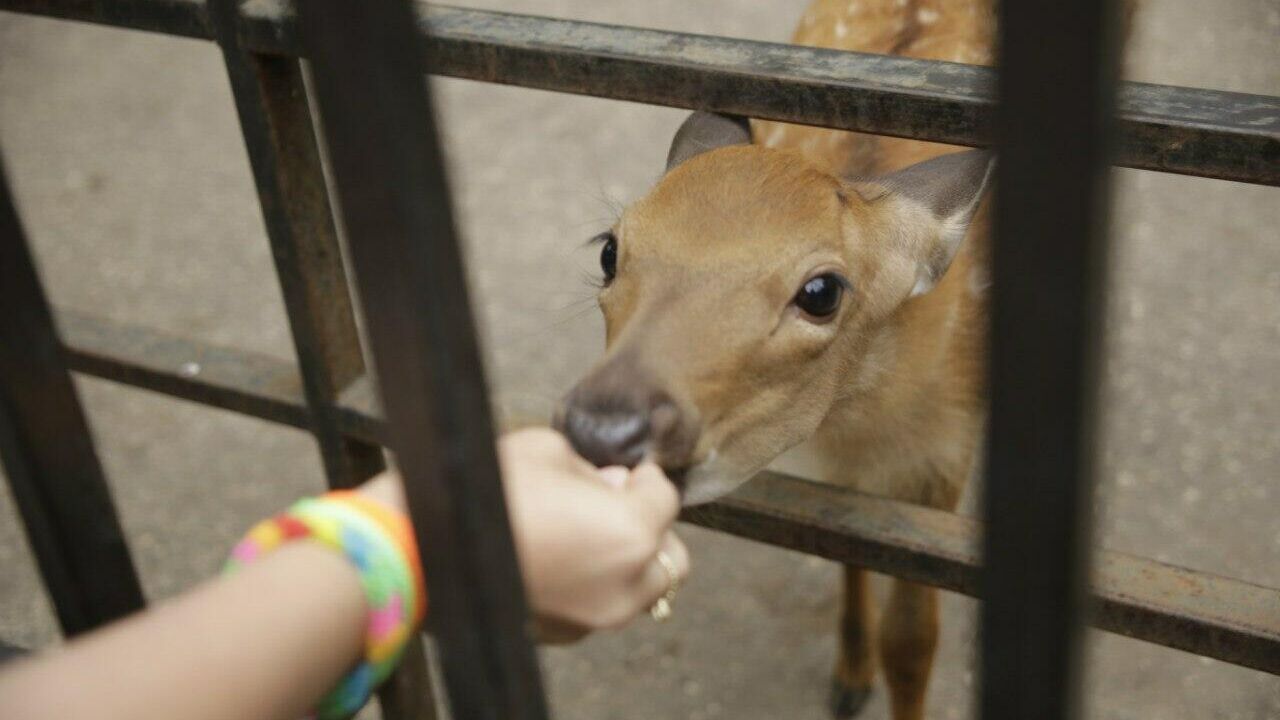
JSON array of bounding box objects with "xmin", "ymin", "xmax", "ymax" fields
[
  {"xmin": 356, "ymin": 427, "xmax": 689, "ymax": 642},
  {"xmin": 498, "ymin": 428, "xmax": 689, "ymax": 641}
]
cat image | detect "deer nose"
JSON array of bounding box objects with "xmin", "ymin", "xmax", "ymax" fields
[{"xmin": 557, "ymin": 403, "xmax": 651, "ymax": 469}]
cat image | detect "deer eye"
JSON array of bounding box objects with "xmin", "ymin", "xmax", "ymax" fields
[
  {"xmin": 597, "ymin": 232, "xmax": 618, "ymax": 284},
  {"xmin": 793, "ymin": 273, "xmax": 845, "ymax": 320}
]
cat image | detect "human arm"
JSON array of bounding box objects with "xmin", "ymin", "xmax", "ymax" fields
[{"xmin": 0, "ymin": 427, "xmax": 688, "ymax": 720}]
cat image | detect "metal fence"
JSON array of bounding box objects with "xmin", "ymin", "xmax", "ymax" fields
[{"xmin": 0, "ymin": 0, "xmax": 1276, "ymax": 718}]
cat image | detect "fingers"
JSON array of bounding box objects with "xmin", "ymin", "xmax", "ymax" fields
[
  {"xmin": 624, "ymin": 462, "xmax": 680, "ymax": 532},
  {"xmin": 596, "ymin": 466, "xmax": 629, "ymax": 489},
  {"xmin": 635, "ymin": 530, "xmax": 691, "ymax": 611},
  {"xmin": 498, "ymin": 428, "xmax": 692, "ymax": 638},
  {"xmin": 499, "ymin": 427, "xmax": 604, "ymax": 482}
]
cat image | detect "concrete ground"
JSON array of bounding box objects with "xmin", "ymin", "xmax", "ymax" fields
[{"xmin": 1, "ymin": 0, "xmax": 1277, "ymax": 718}]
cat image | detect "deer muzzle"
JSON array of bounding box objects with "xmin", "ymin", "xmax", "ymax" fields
[{"xmin": 553, "ymin": 358, "xmax": 701, "ymax": 488}]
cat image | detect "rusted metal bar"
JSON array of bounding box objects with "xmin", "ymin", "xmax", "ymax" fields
[
  {"xmin": 0, "ymin": 0, "xmax": 208, "ymax": 38},
  {"xmin": 684, "ymin": 473, "xmax": 1280, "ymax": 676},
  {"xmin": 0, "ymin": 164, "xmax": 146, "ymax": 636},
  {"xmin": 2, "ymin": 0, "xmax": 1276, "ymax": 185},
  {"xmin": 209, "ymin": 0, "xmax": 381, "ymax": 489},
  {"xmin": 60, "ymin": 310, "xmax": 312, "ymax": 430},
  {"xmin": 298, "ymin": 0, "xmax": 550, "ymax": 718},
  {"xmin": 55, "ymin": 312, "xmax": 1280, "ymax": 675},
  {"xmin": 404, "ymin": 6, "xmax": 1279, "ymax": 186},
  {"xmin": 59, "ymin": 309, "xmax": 390, "ymax": 443},
  {"xmin": 981, "ymin": 0, "xmax": 1121, "ymax": 716},
  {"xmin": 211, "ymin": 1, "xmax": 439, "ymax": 713}
]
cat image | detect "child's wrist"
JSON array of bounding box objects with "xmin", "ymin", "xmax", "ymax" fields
[{"xmin": 225, "ymin": 482, "xmax": 424, "ymax": 719}]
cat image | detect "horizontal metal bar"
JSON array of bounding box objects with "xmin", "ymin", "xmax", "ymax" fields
[
  {"xmin": 2, "ymin": 0, "xmax": 1276, "ymax": 185},
  {"xmin": 410, "ymin": 8, "xmax": 1278, "ymax": 186},
  {"xmin": 57, "ymin": 311, "xmax": 1280, "ymax": 674},
  {"xmin": 684, "ymin": 473, "xmax": 1280, "ymax": 676},
  {"xmin": 0, "ymin": 0, "xmax": 209, "ymax": 39},
  {"xmin": 60, "ymin": 309, "xmax": 390, "ymax": 442},
  {"xmin": 58, "ymin": 311, "xmax": 312, "ymax": 430}
]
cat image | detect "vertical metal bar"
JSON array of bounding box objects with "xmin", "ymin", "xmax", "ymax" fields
[
  {"xmin": 208, "ymin": 0, "xmax": 380, "ymax": 490},
  {"xmin": 0, "ymin": 158, "xmax": 146, "ymax": 636},
  {"xmin": 207, "ymin": 3, "xmax": 438, "ymax": 716},
  {"xmin": 981, "ymin": 1, "xmax": 1121, "ymax": 718},
  {"xmin": 298, "ymin": 1, "xmax": 551, "ymax": 718}
]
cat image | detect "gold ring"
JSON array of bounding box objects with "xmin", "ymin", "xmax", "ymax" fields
[{"xmin": 649, "ymin": 550, "xmax": 681, "ymax": 621}]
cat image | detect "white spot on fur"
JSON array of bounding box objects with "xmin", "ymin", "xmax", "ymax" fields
[
  {"xmin": 968, "ymin": 266, "xmax": 990, "ymax": 295},
  {"xmin": 835, "ymin": 17, "xmax": 849, "ymax": 38},
  {"xmin": 913, "ymin": 212, "xmax": 972, "ymax": 298},
  {"xmin": 910, "ymin": 275, "xmax": 933, "ymax": 298},
  {"xmin": 917, "ymin": 7, "xmax": 940, "ymax": 25}
]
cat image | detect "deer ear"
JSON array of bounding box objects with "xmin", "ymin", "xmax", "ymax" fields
[
  {"xmin": 857, "ymin": 149, "xmax": 995, "ymax": 297},
  {"xmin": 666, "ymin": 112, "xmax": 754, "ymax": 172}
]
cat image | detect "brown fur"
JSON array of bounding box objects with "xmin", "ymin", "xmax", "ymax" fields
[
  {"xmin": 583, "ymin": 140, "xmax": 984, "ymax": 720},
  {"xmin": 597, "ymin": 144, "xmax": 981, "ymax": 511},
  {"xmin": 757, "ymin": 5, "xmax": 995, "ymax": 717},
  {"xmin": 564, "ymin": 1, "xmax": 1137, "ymax": 717}
]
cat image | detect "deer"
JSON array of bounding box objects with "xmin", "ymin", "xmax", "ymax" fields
[{"xmin": 553, "ymin": 0, "xmax": 1135, "ymax": 718}]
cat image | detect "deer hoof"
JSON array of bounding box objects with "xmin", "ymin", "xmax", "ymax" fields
[{"xmin": 829, "ymin": 677, "xmax": 872, "ymax": 718}]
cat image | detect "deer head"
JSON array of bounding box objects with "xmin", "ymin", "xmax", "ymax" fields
[{"xmin": 555, "ymin": 112, "xmax": 993, "ymax": 505}]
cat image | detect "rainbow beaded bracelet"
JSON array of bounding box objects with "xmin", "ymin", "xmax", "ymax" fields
[{"xmin": 225, "ymin": 490, "xmax": 426, "ymax": 719}]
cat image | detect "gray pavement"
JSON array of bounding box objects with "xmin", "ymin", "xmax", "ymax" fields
[{"xmin": 1, "ymin": 1, "xmax": 1278, "ymax": 718}]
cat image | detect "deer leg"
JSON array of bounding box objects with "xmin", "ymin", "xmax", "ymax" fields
[
  {"xmin": 829, "ymin": 565, "xmax": 876, "ymax": 718},
  {"xmin": 879, "ymin": 578, "xmax": 939, "ymax": 720}
]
